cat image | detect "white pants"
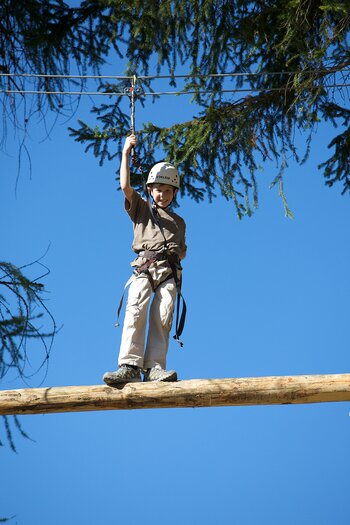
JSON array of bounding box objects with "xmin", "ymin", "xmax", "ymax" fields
[{"xmin": 118, "ymin": 265, "xmax": 178, "ymax": 369}]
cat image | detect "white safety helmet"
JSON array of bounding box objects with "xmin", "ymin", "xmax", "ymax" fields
[{"xmin": 146, "ymin": 162, "xmax": 180, "ymax": 189}]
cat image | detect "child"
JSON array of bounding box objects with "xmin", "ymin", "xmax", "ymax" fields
[{"xmin": 103, "ymin": 134, "xmax": 187, "ymax": 385}]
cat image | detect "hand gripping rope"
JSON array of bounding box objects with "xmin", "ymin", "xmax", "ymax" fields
[{"xmin": 116, "ymin": 75, "xmax": 187, "ymax": 347}]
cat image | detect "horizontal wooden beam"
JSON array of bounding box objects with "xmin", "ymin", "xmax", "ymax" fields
[{"xmin": 0, "ymin": 373, "xmax": 350, "ymax": 415}]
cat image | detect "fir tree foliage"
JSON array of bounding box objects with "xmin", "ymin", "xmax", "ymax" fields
[
  {"xmin": 0, "ymin": 260, "xmax": 56, "ymax": 451},
  {"xmin": 1, "ymin": 1, "xmax": 350, "ymax": 215},
  {"xmin": 71, "ymin": 0, "xmax": 350, "ymax": 217}
]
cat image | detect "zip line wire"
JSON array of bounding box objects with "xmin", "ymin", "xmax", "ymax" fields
[
  {"xmin": 1, "ymin": 68, "xmax": 348, "ymax": 98},
  {"xmin": 1, "ymin": 68, "xmax": 349, "ymax": 81},
  {"xmin": 1, "ymin": 83, "xmax": 350, "ymax": 97}
]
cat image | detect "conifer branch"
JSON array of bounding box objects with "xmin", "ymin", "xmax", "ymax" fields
[{"xmin": 0, "ymin": 259, "xmax": 57, "ymax": 451}]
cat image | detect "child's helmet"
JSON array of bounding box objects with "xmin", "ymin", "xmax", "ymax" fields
[{"xmin": 146, "ymin": 162, "xmax": 180, "ymax": 189}]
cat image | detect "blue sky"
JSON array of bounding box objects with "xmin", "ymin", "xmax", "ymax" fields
[{"xmin": 1, "ymin": 59, "xmax": 350, "ymax": 524}]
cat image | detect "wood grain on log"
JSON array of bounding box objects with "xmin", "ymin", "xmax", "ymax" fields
[{"xmin": 0, "ymin": 374, "xmax": 349, "ymax": 415}]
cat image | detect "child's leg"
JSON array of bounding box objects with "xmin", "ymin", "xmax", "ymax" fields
[
  {"xmin": 118, "ymin": 275, "xmax": 153, "ymax": 368},
  {"xmin": 144, "ymin": 278, "xmax": 177, "ymax": 369}
]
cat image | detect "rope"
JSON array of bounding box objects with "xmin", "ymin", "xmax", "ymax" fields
[
  {"xmin": 129, "ymin": 75, "xmax": 143, "ymax": 173},
  {"xmin": 1, "ymin": 83, "xmax": 349, "ymax": 97},
  {"xmin": 1, "ymin": 68, "xmax": 349, "ymax": 81},
  {"xmin": 124, "ymin": 75, "xmax": 145, "ymax": 177},
  {"xmin": 130, "ymin": 74, "xmax": 136, "ymax": 134}
]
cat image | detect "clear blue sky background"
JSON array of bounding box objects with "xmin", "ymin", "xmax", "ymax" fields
[{"xmin": 1, "ymin": 53, "xmax": 350, "ymax": 524}]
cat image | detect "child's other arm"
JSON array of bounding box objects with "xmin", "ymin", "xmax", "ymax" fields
[{"xmin": 120, "ymin": 134, "xmax": 137, "ymax": 203}]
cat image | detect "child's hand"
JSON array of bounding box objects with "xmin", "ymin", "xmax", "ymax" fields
[{"xmin": 123, "ymin": 134, "xmax": 137, "ymax": 154}]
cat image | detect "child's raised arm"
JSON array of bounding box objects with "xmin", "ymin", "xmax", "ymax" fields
[{"xmin": 120, "ymin": 134, "xmax": 137, "ymax": 203}]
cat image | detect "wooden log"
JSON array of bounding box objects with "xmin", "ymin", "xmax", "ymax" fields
[{"xmin": 0, "ymin": 374, "xmax": 350, "ymax": 415}]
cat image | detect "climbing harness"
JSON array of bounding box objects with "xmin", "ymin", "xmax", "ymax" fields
[
  {"xmin": 115, "ymin": 75, "xmax": 187, "ymax": 346},
  {"xmin": 115, "ymin": 247, "xmax": 186, "ymax": 346}
]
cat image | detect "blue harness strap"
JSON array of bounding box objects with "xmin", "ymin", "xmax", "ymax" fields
[{"xmin": 115, "ymin": 274, "xmax": 135, "ymax": 327}]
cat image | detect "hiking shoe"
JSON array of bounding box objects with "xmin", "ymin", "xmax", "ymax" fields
[
  {"xmin": 103, "ymin": 365, "xmax": 141, "ymax": 386},
  {"xmin": 143, "ymin": 366, "xmax": 178, "ymax": 382}
]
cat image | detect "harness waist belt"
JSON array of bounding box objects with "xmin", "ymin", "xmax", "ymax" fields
[{"xmin": 138, "ymin": 250, "xmax": 180, "ymax": 264}]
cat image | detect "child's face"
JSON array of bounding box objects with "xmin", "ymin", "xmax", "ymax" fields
[{"xmin": 149, "ymin": 184, "xmax": 177, "ymax": 208}]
